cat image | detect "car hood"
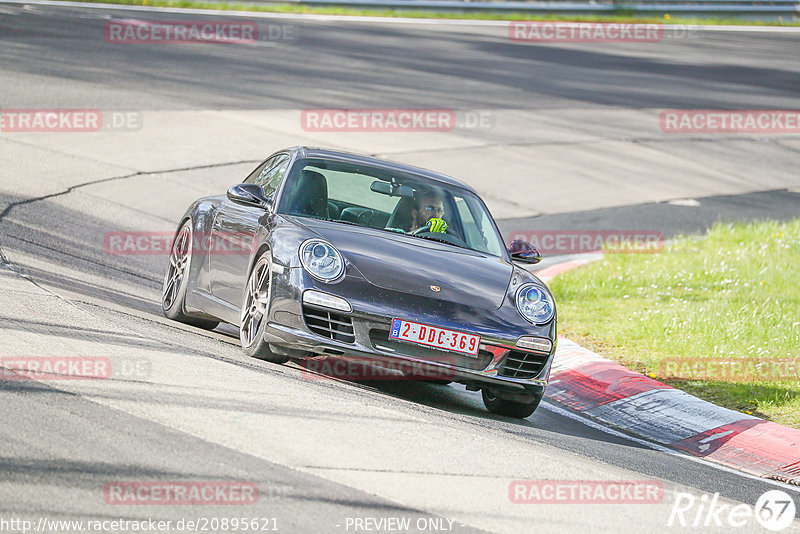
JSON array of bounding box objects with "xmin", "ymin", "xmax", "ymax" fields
[{"xmin": 293, "ymin": 217, "xmax": 513, "ymax": 309}]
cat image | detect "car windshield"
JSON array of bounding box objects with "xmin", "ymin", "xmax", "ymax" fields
[{"xmin": 277, "ymin": 158, "xmax": 505, "ymax": 257}]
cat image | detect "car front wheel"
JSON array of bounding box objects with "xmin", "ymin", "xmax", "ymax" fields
[
  {"xmin": 240, "ymin": 252, "xmax": 289, "ymax": 364},
  {"xmin": 482, "ymin": 388, "xmax": 542, "ymax": 419}
]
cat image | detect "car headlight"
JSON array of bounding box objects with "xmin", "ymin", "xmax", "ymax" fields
[
  {"xmin": 515, "ymin": 284, "xmax": 555, "ymax": 325},
  {"xmin": 300, "ymin": 240, "xmax": 345, "ymax": 282}
]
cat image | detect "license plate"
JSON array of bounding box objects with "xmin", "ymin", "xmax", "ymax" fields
[{"xmin": 389, "ymin": 319, "xmax": 481, "ymax": 356}]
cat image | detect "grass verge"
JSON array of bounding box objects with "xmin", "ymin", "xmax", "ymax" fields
[
  {"xmin": 549, "ymin": 219, "xmax": 800, "ymax": 428},
  {"xmin": 65, "ymin": 0, "xmax": 800, "ymax": 26}
]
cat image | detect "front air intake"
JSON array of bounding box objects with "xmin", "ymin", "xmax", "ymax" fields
[
  {"xmin": 302, "ymin": 305, "xmax": 355, "ymax": 343},
  {"xmin": 498, "ymin": 350, "xmax": 549, "ymax": 379}
]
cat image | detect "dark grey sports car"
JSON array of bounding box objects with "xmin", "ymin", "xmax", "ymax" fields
[{"xmin": 162, "ymin": 147, "xmax": 556, "ymax": 418}]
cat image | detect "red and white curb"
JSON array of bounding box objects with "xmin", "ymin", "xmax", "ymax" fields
[
  {"xmin": 547, "ymin": 338, "xmax": 800, "ymax": 484},
  {"xmin": 538, "ymin": 259, "xmax": 800, "ymax": 485},
  {"xmin": 533, "ymin": 254, "xmax": 602, "ymax": 284},
  {"xmin": 535, "ymin": 260, "xmax": 591, "ymax": 282},
  {"xmin": 536, "ymin": 255, "xmax": 800, "ymax": 485}
]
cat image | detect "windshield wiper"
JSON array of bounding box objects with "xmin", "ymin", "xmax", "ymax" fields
[
  {"xmin": 410, "ymin": 233, "xmax": 470, "ymax": 251},
  {"xmin": 309, "ymin": 217, "xmax": 363, "ymax": 228}
]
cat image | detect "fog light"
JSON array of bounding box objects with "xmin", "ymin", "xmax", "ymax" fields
[
  {"xmin": 516, "ymin": 337, "xmax": 552, "ymax": 353},
  {"xmin": 302, "ymin": 290, "xmax": 352, "ymax": 312}
]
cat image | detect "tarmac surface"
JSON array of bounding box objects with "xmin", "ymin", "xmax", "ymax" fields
[{"xmin": 1, "ymin": 4, "xmax": 799, "ymax": 532}]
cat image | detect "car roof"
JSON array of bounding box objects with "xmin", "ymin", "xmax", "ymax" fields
[{"xmin": 288, "ymin": 146, "xmax": 475, "ymax": 192}]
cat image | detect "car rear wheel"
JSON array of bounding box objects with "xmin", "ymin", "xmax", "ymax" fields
[
  {"xmin": 162, "ymin": 221, "xmax": 219, "ymax": 330},
  {"xmin": 481, "ymin": 388, "xmax": 542, "ymax": 419},
  {"xmin": 240, "ymin": 252, "xmax": 289, "ymax": 364}
]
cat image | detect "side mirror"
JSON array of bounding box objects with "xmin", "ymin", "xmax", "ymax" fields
[
  {"xmin": 508, "ymin": 239, "xmax": 542, "ymax": 265},
  {"xmin": 227, "ymin": 183, "xmax": 272, "ymax": 209}
]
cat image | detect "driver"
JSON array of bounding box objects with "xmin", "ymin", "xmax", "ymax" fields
[{"xmin": 408, "ymin": 189, "xmax": 447, "ymax": 234}]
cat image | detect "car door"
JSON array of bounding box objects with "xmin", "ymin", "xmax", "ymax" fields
[{"xmin": 209, "ymin": 153, "xmax": 291, "ymax": 307}]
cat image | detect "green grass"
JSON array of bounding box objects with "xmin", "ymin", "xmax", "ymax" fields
[
  {"xmin": 550, "ymin": 219, "xmax": 800, "ymax": 428},
  {"xmin": 71, "ymin": 0, "xmax": 800, "ymax": 26}
]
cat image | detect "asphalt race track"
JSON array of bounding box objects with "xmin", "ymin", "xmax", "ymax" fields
[{"xmin": 1, "ymin": 4, "xmax": 799, "ymax": 533}]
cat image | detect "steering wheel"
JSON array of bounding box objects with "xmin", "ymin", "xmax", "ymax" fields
[{"xmin": 412, "ymin": 222, "xmax": 467, "ymax": 247}]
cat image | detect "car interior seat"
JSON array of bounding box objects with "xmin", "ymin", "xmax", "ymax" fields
[
  {"xmin": 386, "ymin": 196, "xmax": 415, "ymax": 231},
  {"xmin": 289, "ymin": 170, "xmax": 329, "ymax": 218}
]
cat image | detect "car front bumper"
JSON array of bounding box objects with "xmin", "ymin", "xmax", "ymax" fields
[
  {"xmin": 261, "ymin": 263, "xmax": 556, "ymax": 397},
  {"xmin": 263, "ymin": 306, "xmax": 554, "ymax": 397}
]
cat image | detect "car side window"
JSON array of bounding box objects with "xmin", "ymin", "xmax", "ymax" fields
[
  {"xmin": 455, "ymin": 196, "xmax": 501, "ymax": 256},
  {"xmin": 243, "ymin": 157, "xmax": 275, "ymax": 185},
  {"xmin": 456, "ymin": 199, "xmax": 482, "ymax": 245},
  {"xmin": 255, "ymin": 154, "xmax": 290, "ymax": 198}
]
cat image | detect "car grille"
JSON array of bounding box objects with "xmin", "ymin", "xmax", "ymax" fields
[
  {"xmin": 302, "ymin": 305, "xmax": 355, "ymax": 343},
  {"xmin": 498, "ymin": 350, "xmax": 549, "ymax": 379}
]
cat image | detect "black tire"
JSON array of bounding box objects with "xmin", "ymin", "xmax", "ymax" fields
[
  {"xmin": 162, "ymin": 221, "xmax": 220, "ymax": 330},
  {"xmin": 239, "ymin": 252, "xmax": 289, "ymax": 364},
  {"xmin": 481, "ymin": 388, "xmax": 542, "ymax": 419}
]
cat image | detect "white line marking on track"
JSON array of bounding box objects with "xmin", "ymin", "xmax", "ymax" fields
[
  {"xmin": 5, "ymin": 0, "xmax": 800, "ymax": 32},
  {"xmin": 541, "ymin": 400, "xmax": 800, "ymax": 494}
]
